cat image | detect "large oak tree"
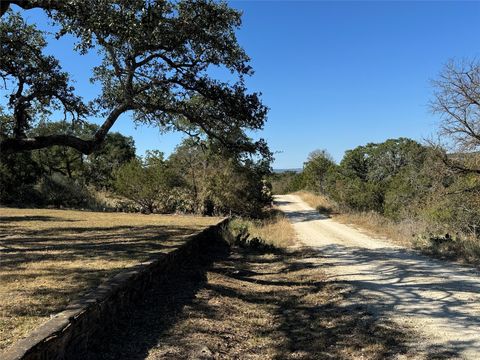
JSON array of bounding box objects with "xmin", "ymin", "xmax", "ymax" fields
[{"xmin": 0, "ymin": 0, "xmax": 268, "ymax": 157}]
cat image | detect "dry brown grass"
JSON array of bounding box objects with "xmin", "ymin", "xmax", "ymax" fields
[
  {"xmin": 229, "ymin": 211, "xmax": 297, "ymax": 249},
  {"xmin": 412, "ymin": 231, "xmax": 480, "ymax": 265},
  {"xmin": 294, "ymin": 190, "xmax": 337, "ymax": 215},
  {"xmin": 91, "ymin": 245, "xmax": 418, "ymax": 359},
  {"xmin": 335, "ymin": 212, "xmax": 424, "ymax": 247},
  {"xmin": 248, "ymin": 216, "xmax": 296, "ymax": 248},
  {"xmin": 0, "ymin": 207, "xmax": 220, "ymax": 351}
]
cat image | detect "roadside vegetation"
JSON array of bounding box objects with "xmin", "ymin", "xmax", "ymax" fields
[
  {"xmin": 229, "ymin": 210, "xmax": 296, "ymax": 249},
  {"xmin": 274, "ymin": 137, "xmax": 480, "ymax": 264}
]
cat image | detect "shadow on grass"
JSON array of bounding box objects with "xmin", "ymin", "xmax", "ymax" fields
[
  {"xmin": 84, "ymin": 239, "xmax": 230, "ymax": 360},
  {"xmin": 84, "ymin": 245, "xmax": 463, "ymax": 359},
  {"xmin": 204, "ymin": 247, "xmax": 413, "ymax": 360},
  {"xmin": 0, "ymin": 217, "xmax": 210, "ymax": 351},
  {"xmin": 0, "ymin": 215, "xmax": 80, "ymax": 223},
  {"xmin": 0, "ymin": 224, "xmax": 200, "ymax": 267}
]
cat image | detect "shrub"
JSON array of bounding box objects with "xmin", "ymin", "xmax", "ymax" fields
[
  {"xmin": 114, "ymin": 152, "xmax": 181, "ymax": 213},
  {"xmin": 168, "ymin": 139, "xmax": 272, "ymax": 217},
  {"xmin": 36, "ymin": 174, "xmax": 100, "ymax": 209},
  {"xmin": 0, "ymin": 152, "xmax": 42, "ymax": 206}
]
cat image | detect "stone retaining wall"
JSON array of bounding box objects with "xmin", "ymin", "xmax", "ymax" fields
[{"xmin": 2, "ymin": 218, "xmax": 229, "ymax": 360}]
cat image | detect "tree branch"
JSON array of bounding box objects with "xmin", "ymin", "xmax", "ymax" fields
[
  {"xmin": 438, "ymin": 150, "xmax": 480, "ymax": 175},
  {"xmin": 1, "ymin": 103, "xmax": 131, "ymax": 155},
  {"xmin": 0, "ymin": 134, "xmax": 93, "ymax": 154},
  {"xmin": 1, "ymin": 0, "xmax": 63, "ymax": 17}
]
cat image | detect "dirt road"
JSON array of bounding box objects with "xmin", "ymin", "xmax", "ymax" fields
[{"xmin": 275, "ymin": 194, "xmax": 480, "ymax": 359}]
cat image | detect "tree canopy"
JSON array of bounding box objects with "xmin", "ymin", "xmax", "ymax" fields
[
  {"xmin": 302, "ymin": 149, "xmax": 335, "ymax": 192},
  {"xmin": 0, "ymin": 0, "xmax": 268, "ymax": 158}
]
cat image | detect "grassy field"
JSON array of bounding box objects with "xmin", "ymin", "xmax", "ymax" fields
[{"xmin": 0, "ymin": 207, "xmax": 220, "ymax": 351}]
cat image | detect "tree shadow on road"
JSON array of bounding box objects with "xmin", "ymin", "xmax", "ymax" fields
[{"xmin": 314, "ymin": 243, "xmax": 480, "ymax": 339}]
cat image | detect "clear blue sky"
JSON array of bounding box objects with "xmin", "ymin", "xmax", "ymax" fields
[{"xmin": 13, "ymin": 1, "xmax": 480, "ymax": 168}]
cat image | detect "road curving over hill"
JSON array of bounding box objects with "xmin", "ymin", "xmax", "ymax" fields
[{"xmin": 275, "ymin": 194, "xmax": 480, "ymax": 359}]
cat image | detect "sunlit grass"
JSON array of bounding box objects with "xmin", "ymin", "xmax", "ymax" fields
[
  {"xmin": 293, "ymin": 190, "xmax": 337, "ymax": 215},
  {"xmin": 229, "ymin": 211, "xmax": 297, "ymax": 249}
]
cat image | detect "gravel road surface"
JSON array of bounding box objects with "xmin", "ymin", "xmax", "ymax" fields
[{"xmin": 275, "ymin": 194, "xmax": 480, "ymax": 359}]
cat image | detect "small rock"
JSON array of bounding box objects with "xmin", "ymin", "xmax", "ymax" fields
[{"xmin": 191, "ymin": 345, "xmax": 213, "ymax": 359}]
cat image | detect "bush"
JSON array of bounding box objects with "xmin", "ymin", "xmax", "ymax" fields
[
  {"xmin": 326, "ymin": 174, "xmax": 384, "ymax": 213},
  {"xmin": 36, "ymin": 174, "xmax": 101, "ymax": 209},
  {"xmin": 316, "ymin": 138, "xmax": 429, "ymax": 215},
  {"xmin": 0, "ymin": 152, "xmax": 42, "ymax": 206},
  {"xmin": 114, "ymin": 152, "xmax": 181, "ymax": 213},
  {"xmin": 163, "ymin": 188, "xmax": 197, "ymax": 214}
]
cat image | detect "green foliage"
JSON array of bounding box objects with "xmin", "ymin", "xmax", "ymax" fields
[
  {"xmin": 420, "ymin": 173, "xmax": 480, "ymax": 233},
  {"xmin": 383, "ymin": 164, "xmax": 432, "ymax": 220},
  {"xmin": 31, "ymin": 120, "xmax": 136, "ymax": 188},
  {"xmin": 270, "ymin": 171, "xmax": 305, "ymax": 194},
  {"xmin": 0, "ymin": 114, "xmax": 136, "ymax": 207},
  {"xmin": 0, "ymin": 114, "xmax": 42, "ymax": 205},
  {"xmin": 298, "ymin": 137, "xmax": 480, "ymax": 239},
  {"xmin": 85, "ymin": 132, "xmax": 136, "ymax": 189},
  {"xmin": 112, "ymin": 139, "xmax": 271, "ymax": 217},
  {"xmin": 36, "ymin": 174, "xmax": 99, "ymax": 209},
  {"xmin": 114, "ymin": 152, "xmax": 181, "ymax": 213},
  {"xmin": 0, "ymin": 11, "xmax": 87, "ymax": 141},
  {"xmin": 302, "ymin": 149, "xmax": 336, "ymax": 192},
  {"xmin": 327, "ymin": 173, "xmax": 384, "ymax": 212},
  {"xmin": 339, "ymin": 145, "xmax": 371, "ymax": 181},
  {"xmin": 326, "ymin": 138, "xmax": 428, "ymax": 214},
  {"xmin": 205, "ymin": 158, "xmax": 271, "ymax": 217},
  {"xmin": 1, "ymin": 1, "xmax": 268, "ymax": 158},
  {"xmin": 0, "ymin": 151, "xmax": 42, "ymax": 205},
  {"xmin": 31, "ymin": 121, "xmax": 92, "ymax": 179},
  {"xmin": 168, "ymin": 139, "xmax": 272, "ymax": 217}
]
